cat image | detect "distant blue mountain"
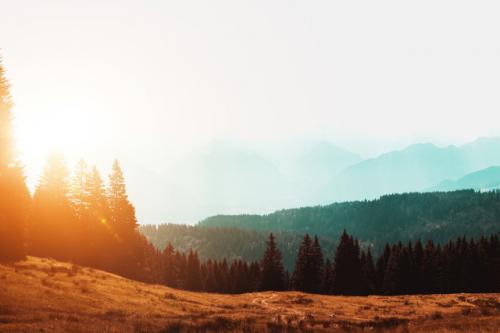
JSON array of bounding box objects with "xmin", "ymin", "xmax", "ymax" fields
[
  {"xmin": 322, "ymin": 137, "xmax": 500, "ymax": 203},
  {"xmin": 429, "ymin": 166, "xmax": 500, "ymax": 192}
]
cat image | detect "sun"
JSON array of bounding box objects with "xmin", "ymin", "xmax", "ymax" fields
[{"xmin": 14, "ymin": 101, "xmax": 110, "ymax": 188}]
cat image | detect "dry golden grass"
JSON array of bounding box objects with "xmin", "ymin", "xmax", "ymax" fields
[{"xmin": 1, "ymin": 257, "xmax": 499, "ymax": 332}]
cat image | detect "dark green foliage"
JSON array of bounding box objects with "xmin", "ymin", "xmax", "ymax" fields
[{"xmin": 199, "ymin": 190, "xmax": 500, "ymax": 250}]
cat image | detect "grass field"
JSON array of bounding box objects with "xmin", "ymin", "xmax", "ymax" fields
[{"xmin": 1, "ymin": 257, "xmax": 499, "ymax": 332}]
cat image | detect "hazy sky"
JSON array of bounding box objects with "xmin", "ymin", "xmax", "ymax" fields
[{"xmin": 1, "ymin": 1, "xmax": 500, "ymax": 222}]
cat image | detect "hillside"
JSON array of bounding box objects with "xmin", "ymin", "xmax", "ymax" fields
[
  {"xmin": 1, "ymin": 257, "xmax": 500, "ymax": 333},
  {"xmin": 199, "ymin": 190, "xmax": 500, "ymax": 250}
]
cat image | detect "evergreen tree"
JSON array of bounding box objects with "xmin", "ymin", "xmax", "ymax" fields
[
  {"xmin": 185, "ymin": 249, "xmax": 202, "ymax": 291},
  {"xmin": 322, "ymin": 259, "xmax": 334, "ymax": 294},
  {"xmin": 292, "ymin": 234, "xmax": 312, "ymax": 292},
  {"xmin": 79, "ymin": 164, "xmax": 116, "ymax": 268},
  {"xmin": 292, "ymin": 234, "xmax": 324, "ymax": 293},
  {"xmin": 0, "ymin": 60, "xmax": 31, "ymax": 261},
  {"xmin": 421, "ymin": 240, "xmax": 441, "ymax": 293},
  {"xmin": 203, "ymin": 259, "xmax": 218, "ymax": 292},
  {"xmin": 107, "ymin": 160, "xmax": 143, "ymax": 277},
  {"xmin": 382, "ymin": 244, "xmax": 412, "ymax": 295},
  {"xmin": 70, "ymin": 159, "xmax": 90, "ymax": 220},
  {"xmin": 375, "ymin": 244, "xmax": 392, "ymax": 292},
  {"xmin": 411, "ymin": 240, "xmax": 424, "ymax": 294},
  {"xmin": 86, "ymin": 165, "xmax": 110, "ymax": 223},
  {"xmin": 310, "ymin": 236, "xmax": 324, "ymax": 293},
  {"xmin": 108, "ymin": 160, "xmax": 137, "ymax": 233},
  {"xmin": 27, "ymin": 153, "xmax": 75, "ymax": 260},
  {"xmin": 216, "ymin": 259, "xmax": 230, "ymax": 293},
  {"xmin": 332, "ymin": 231, "xmax": 364, "ymax": 295},
  {"xmin": 162, "ymin": 243, "xmax": 177, "ymax": 287},
  {"xmin": 259, "ymin": 233, "xmax": 286, "ymax": 291},
  {"xmin": 361, "ymin": 248, "xmax": 376, "ymax": 294}
]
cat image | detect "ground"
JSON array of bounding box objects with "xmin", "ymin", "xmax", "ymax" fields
[{"xmin": 0, "ymin": 257, "xmax": 499, "ymax": 332}]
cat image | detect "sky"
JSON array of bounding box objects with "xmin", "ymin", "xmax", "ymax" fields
[{"xmin": 1, "ymin": 1, "xmax": 500, "ymax": 223}]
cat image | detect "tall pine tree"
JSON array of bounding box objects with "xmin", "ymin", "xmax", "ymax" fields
[
  {"xmin": 259, "ymin": 233, "xmax": 286, "ymax": 291},
  {"xmin": 292, "ymin": 234, "xmax": 324, "ymax": 293},
  {"xmin": 332, "ymin": 231, "xmax": 364, "ymax": 295},
  {"xmin": 27, "ymin": 153, "xmax": 75, "ymax": 260},
  {"xmin": 108, "ymin": 160, "xmax": 137, "ymax": 233}
]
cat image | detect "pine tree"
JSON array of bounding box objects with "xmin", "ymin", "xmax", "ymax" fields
[
  {"xmin": 322, "ymin": 259, "xmax": 334, "ymax": 294},
  {"xmin": 0, "ymin": 60, "xmax": 31, "ymax": 261},
  {"xmin": 70, "ymin": 159, "xmax": 90, "ymax": 220},
  {"xmin": 332, "ymin": 231, "xmax": 364, "ymax": 295},
  {"xmin": 259, "ymin": 233, "xmax": 286, "ymax": 291},
  {"xmin": 27, "ymin": 153, "xmax": 75, "ymax": 260},
  {"xmin": 87, "ymin": 165, "xmax": 110, "ymax": 222},
  {"xmin": 185, "ymin": 249, "xmax": 202, "ymax": 291},
  {"xmin": 107, "ymin": 160, "xmax": 142, "ymax": 277},
  {"xmin": 108, "ymin": 160, "xmax": 137, "ymax": 233},
  {"xmin": 361, "ymin": 248, "xmax": 376, "ymax": 294},
  {"xmin": 375, "ymin": 243, "xmax": 392, "ymax": 292},
  {"xmin": 292, "ymin": 234, "xmax": 312, "ymax": 292},
  {"xmin": 292, "ymin": 234, "xmax": 324, "ymax": 293},
  {"xmin": 79, "ymin": 164, "xmax": 115, "ymax": 269},
  {"xmin": 382, "ymin": 244, "xmax": 412, "ymax": 295},
  {"xmin": 310, "ymin": 236, "xmax": 325, "ymax": 293},
  {"xmin": 163, "ymin": 243, "xmax": 177, "ymax": 287},
  {"xmin": 203, "ymin": 259, "xmax": 218, "ymax": 292},
  {"xmin": 411, "ymin": 240, "xmax": 424, "ymax": 294}
]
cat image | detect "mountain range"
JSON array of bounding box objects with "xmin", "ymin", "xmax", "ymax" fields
[
  {"xmin": 324, "ymin": 137, "xmax": 500, "ymax": 203},
  {"xmin": 128, "ymin": 137, "xmax": 500, "ymax": 223}
]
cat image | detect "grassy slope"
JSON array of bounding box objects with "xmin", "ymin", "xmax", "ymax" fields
[{"xmin": 1, "ymin": 257, "xmax": 499, "ymax": 333}]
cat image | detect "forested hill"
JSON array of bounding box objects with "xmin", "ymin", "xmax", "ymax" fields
[{"xmin": 198, "ymin": 190, "xmax": 500, "ymax": 246}]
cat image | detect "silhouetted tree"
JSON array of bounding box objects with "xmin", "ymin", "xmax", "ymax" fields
[
  {"xmin": 185, "ymin": 249, "xmax": 202, "ymax": 291},
  {"xmin": 162, "ymin": 243, "xmax": 177, "ymax": 287},
  {"xmin": 332, "ymin": 231, "xmax": 364, "ymax": 295},
  {"xmin": 361, "ymin": 248, "xmax": 376, "ymax": 294},
  {"xmin": 292, "ymin": 234, "xmax": 312, "ymax": 292},
  {"xmin": 322, "ymin": 259, "xmax": 334, "ymax": 294},
  {"xmin": 259, "ymin": 233, "xmax": 286, "ymax": 291},
  {"xmin": 292, "ymin": 234, "xmax": 324, "ymax": 293},
  {"xmin": 382, "ymin": 244, "xmax": 413, "ymax": 295}
]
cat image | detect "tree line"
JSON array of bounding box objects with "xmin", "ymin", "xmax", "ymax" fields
[
  {"xmin": 140, "ymin": 223, "xmax": 338, "ymax": 271},
  {"xmin": 156, "ymin": 231, "xmax": 500, "ymax": 295}
]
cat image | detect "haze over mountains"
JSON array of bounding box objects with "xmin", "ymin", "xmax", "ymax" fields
[{"xmin": 128, "ymin": 137, "xmax": 500, "ymax": 224}]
